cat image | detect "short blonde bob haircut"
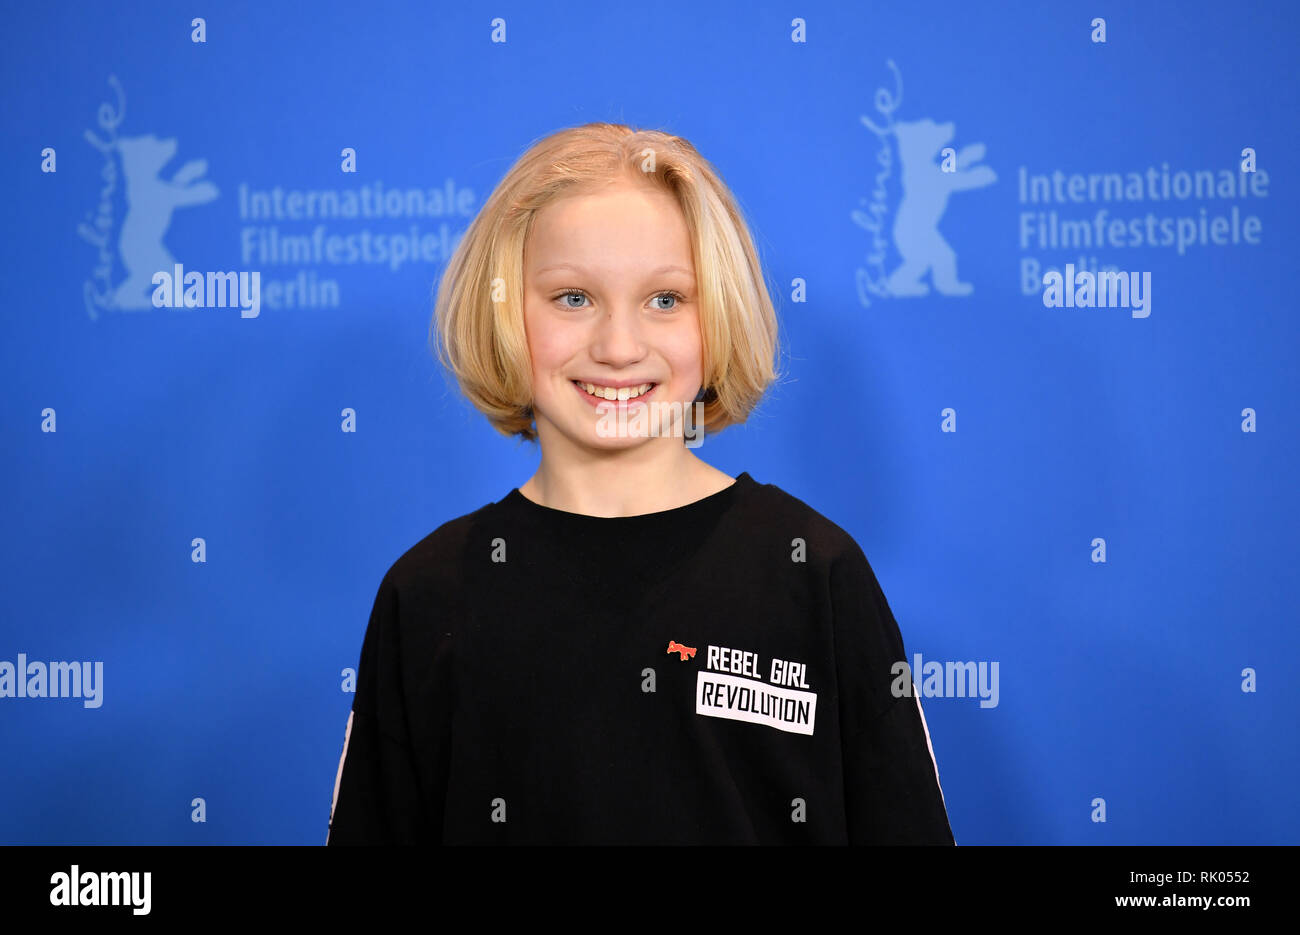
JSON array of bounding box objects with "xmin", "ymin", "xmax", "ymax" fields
[{"xmin": 430, "ymin": 122, "xmax": 781, "ymax": 442}]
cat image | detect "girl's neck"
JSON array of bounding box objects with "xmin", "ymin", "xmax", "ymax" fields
[{"xmin": 519, "ymin": 453, "xmax": 734, "ymax": 518}]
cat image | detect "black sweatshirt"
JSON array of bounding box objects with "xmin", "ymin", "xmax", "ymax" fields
[{"xmin": 326, "ymin": 471, "xmax": 954, "ymax": 845}]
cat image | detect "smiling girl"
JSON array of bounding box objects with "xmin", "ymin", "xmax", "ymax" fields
[{"xmin": 327, "ymin": 123, "xmax": 954, "ymax": 845}]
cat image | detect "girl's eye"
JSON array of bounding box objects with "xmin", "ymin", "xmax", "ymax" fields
[
  {"xmin": 558, "ymin": 289, "xmax": 588, "ymax": 308},
  {"xmin": 554, "ymin": 289, "xmax": 685, "ymax": 311}
]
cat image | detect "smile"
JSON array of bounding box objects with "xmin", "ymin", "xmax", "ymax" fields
[{"xmin": 573, "ymin": 380, "xmax": 657, "ymax": 403}]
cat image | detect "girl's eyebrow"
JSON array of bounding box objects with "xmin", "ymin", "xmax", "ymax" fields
[{"xmin": 533, "ymin": 263, "xmax": 694, "ymax": 278}]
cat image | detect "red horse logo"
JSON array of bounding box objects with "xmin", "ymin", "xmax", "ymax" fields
[{"xmin": 666, "ymin": 640, "xmax": 696, "ymax": 661}]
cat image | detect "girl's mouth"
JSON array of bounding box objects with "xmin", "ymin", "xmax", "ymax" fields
[{"xmin": 572, "ymin": 380, "xmax": 658, "ymax": 407}]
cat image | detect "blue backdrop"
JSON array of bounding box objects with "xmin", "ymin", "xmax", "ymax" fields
[{"xmin": 2, "ymin": 0, "xmax": 1296, "ymax": 845}]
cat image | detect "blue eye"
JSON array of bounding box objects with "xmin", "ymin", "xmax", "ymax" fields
[{"xmin": 554, "ymin": 289, "xmax": 685, "ymax": 311}]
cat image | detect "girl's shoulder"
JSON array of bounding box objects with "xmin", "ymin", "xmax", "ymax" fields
[
  {"xmin": 376, "ymin": 498, "xmax": 498, "ymax": 607},
  {"xmin": 739, "ymin": 474, "xmax": 866, "ymax": 561}
]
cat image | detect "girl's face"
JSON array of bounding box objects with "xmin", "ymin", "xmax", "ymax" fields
[{"xmin": 522, "ymin": 178, "xmax": 703, "ymax": 452}]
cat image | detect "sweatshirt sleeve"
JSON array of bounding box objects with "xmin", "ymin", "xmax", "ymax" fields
[
  {"xmin": 830, "ymin": 542, "xmax": 955, "ymax": 845},
  {"xmin": 326, "ymin": 573, "xmax": 433, "ymax": 845}
]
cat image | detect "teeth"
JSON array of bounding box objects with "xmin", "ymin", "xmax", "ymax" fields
[{"xmin": 580, "ymin": 381, "xmax": 652, "ymax": 400}]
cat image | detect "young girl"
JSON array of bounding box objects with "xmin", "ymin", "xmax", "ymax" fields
[{"xmin": 327, "ymin": 123, "xmax": 954, "ymax": 845}]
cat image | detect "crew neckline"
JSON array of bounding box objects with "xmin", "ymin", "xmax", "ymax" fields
[{"xmin": 503, "ymin": 471, "xmax": 754, "ymax": 527}]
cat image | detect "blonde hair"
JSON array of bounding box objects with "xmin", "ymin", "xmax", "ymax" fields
[{"xmin": 430, "ymin": 122, "xmax": 781, "ymax": 442}]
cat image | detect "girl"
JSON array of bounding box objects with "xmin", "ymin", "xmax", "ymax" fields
[{"xmin": 327, "ymin": 123, "xmax": 953, "ymax": 845}]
